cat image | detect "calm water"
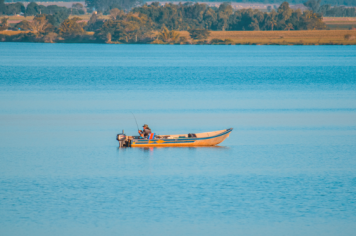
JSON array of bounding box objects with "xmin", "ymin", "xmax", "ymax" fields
[{"xmin": 1, "ymin": 43, "xmax": 356, "ymax": 236}]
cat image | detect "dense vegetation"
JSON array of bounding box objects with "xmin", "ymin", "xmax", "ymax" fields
[
  {"xmin": 2, "ymin": 0, "xmax": 355, "ymax": 17},
  {"xmin": 0, "ymin": 0, "xmax": 86, "ymax": 16},
  {"xmin": 85, "ymin": 0, "xmax": 142, "ymax": 12},
  {"xmin": 161, "ymin": 0, "xmax": 356, "ymax": 6},
  {"xmin": 1, "ymin": 2, "xmax": 328, "ymax": 44},
  {"xmin": 303, "ymin": 0, "xmax": 356, "ymax": 16},
  {"xmin": 3, "ymin": 0, "xmax": 356, "ymax": 7},
  {"xmin": 132, "ymin": 2, "xmax": 325, "ymax": 31}
]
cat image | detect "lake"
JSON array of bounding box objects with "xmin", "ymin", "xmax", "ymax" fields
[{"xmin": 0, "ymin": 43, "xmax": 356, "ymax": 236}]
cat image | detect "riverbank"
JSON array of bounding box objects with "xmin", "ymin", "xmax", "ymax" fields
[
  {"xmin": 188, "ymin": 30, "xmax": 356, "ymax": 45},
  {"xmin": 1, "ymin": 30, "xmax": 355, "ymax": 45}
]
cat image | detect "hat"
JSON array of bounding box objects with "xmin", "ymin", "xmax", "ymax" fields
[{"xmin": 143, "ymin": 124, "xmax": 149, "ymax": 128}]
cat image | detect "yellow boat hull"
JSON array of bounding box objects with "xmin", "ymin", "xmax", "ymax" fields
[{"xmin": 130, "ymin": 128, "xmax": 232, "ymax": 147}]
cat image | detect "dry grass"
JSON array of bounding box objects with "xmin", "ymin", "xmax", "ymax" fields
[
  {"xmin": 68, "ymin": 14, "xmax": 111, "ymax": 21},
  {"xmin": 179, "ymin": 30, "xmax": 356, "ymax": 45},
  {"xmin": 0, "ymin": 30, "xmax": 30, "ymax": 35},
  {"xmin": 3, "ymin": 14, "xmax": 106, "ymax": 23},
  {"xmin": 4, "ymin": 16, "xmax": 34, "ymax": 21},
  {"xmin": 0, "ymin": 30, "xmax": 94, "ymax": 36},
  {"xmin": 323, "ymin": 17, "xmax": 356, "ymax": 23},
  {"xmin": 323, "ymin": 17, "xmax": 356, "ymax": 30}
]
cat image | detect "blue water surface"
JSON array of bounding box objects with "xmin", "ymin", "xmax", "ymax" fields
[{"xmin": 0, "ymin": 43, "xmax": 356, "ymax": 236}]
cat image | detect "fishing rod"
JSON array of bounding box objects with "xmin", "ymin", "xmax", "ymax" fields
[{"xmin": 130, "ymin": 112, "xmax": 139, "ymax": 131}]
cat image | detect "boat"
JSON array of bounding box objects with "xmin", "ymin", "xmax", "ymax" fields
[{"xmin": 116, "ymin": 128, "xmax": 233, "ymax": 147}]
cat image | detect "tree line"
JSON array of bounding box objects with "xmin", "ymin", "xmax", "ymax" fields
[
  {"xmin": 0, "ymin": 0, "xmax": 85, "ymax": 16},
  {"xmin": 131, "ymin": 2, "xmax": 325, "ymax": 31},
  {"xmin": 1, "ymin": 2, "xmax": 327, "ymax": 44},
  {"xmin": 304, "ymin": 0, "xmax": 355, "ymax": 16},
  {"xmin": 85, "ymin": 0, "xmax": 142, "ymax": 12},
  {"xmin": 175, "ymin": 0, "xmax": 356, "ymax": 6},
  {"xmin": 4, "ymin": 0, "xmax": 356, "ymax": 6}
]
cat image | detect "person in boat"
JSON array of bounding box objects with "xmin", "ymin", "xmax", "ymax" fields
[{"xmin": 138, "ymin": 124, "xmax": 152, "ymax": 138}]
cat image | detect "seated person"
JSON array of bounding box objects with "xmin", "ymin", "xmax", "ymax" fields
[{"xmin": 138, "ymin": 124, "xmax": 152, "ymax": 138}]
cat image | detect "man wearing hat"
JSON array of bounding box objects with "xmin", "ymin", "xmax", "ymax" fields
[{"xmin": 138, "ymin": 124, "xmax": 152, "ymax": 138}]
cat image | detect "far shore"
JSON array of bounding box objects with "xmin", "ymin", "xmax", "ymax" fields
[{"xmin": 1, "ymin": 30, "xmax": 356, "ymax": 45}]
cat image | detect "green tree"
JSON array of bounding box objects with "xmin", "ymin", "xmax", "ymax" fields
[
  {"xmin": 5, "ymin": 3, "xmax": 25, "ymax": 15},
  {"xmin": 228, "ymin": 9, "xmax": 263, "ymax": 31},
  {"xmin": 85, "ymin": 0, "xmax": 142, "ymax": 12},
  {"xmin": 110, "ymin": 8, "xmax": 124, "ymax": 20},
  {"xmin": 285, "ymin": 23, "xmax": 294, "ymax": 30},
  {"xmin": 59, "ymin": 17, "xmax": 85, "ymax": 39},
  {"xmin": 203, "ymin": 8, "xmax": 217, "ymax": 29},
  {"xmin": 94, "ymin": 13, "xmax": 153, "ymax": 43},
  {"xmin": 301, "ymin": 10, "xmax": 326, "ymax": 29},
  {"xmin": 25, "ymin": 2, "xmax": 40, "ymax": 16},
  {"xmin": 72, "ymin": 3, "xmax": 84, "ymax": 9},
  {"xmin": 268, "ymin": 18, "xmax": 277, "ymax": 31},
  {"xmin": 86, "ymin": 13, "xmax": 105, "ymax": 31},
  {"xmin": 52, "ymin": 11, "xmax": 69, "ymax": 26},
  {"xmin": 288, "ymin": 9, "xmax": 302, "ymax": 30},
  {"xmin": 217, "ymin": 3, "xmax": 233, "ymax": 31},
  {"xmin": 28, "ymin": 15, "xmax": 52, "ymax": 33},
  {"xmin": 94, "ymin": 19, "xmax": 117, "ymax": 41},
  {"xmin": 15, "ymin": 20, "xmax": 31, "ymax": 30},
  {"xmin": 0, "ymin": 0, "xmax": 5, "ymax": 15},
  {"xmin": 46, "ymin": 5, "xmax": 69, "ymax": 15},
  {"xmin": 156, "ymin": 26, "xmax": 180, "ymax": 43},
  {"xmin": 303, "ymin": 0, "xmax": 321, "ymax": 12},
  {"xmin": 0, "ymin": 17, "xmax": 8, "ymax": 30}
]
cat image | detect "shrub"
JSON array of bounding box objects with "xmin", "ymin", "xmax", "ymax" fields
[
  {"xmin": 210, "ymin": 38, "xmax": 234, "ymax": 45},
  {"xmin": 210, "ymin": 38, "xmax": 224, "ymax": 44},
  {"xmin": 344, "ymin": 34, "xmax": 351, "ymax": 40},
  {"xmin": 344, "ymin": 34, "xmax": 355, "ymax": 41},
  {"xmin": 188, "ymin": 29, "xmax": 210, "ymax": 40}
]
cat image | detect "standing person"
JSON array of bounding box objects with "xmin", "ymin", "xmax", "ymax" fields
[{"xmin": 138, "ymin": 124, "xmax": 151, "ymax": 138}]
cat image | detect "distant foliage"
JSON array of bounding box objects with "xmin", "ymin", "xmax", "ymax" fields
[
  {"xmin": 0, "ymin": 16, "xmax": 8, "ymax": 30},
  {"xmin": 0, "ymin": 0, "xmax": 5, "ymax": 15},
  {"xmin": 319, "ymin": 5, "xmax": 356, "ymax": 17},
  {"xmin": 85, "ymin": 13, "xmax": 105, "ymax": 31},
  {"xmin": 14, "ymin": 19, "xmax": 31, "ymax": 30},
  {"xmin": 136, "ymin": 0, "xmax": 356, "ymax": 6},
  {"xmin": 2, "ymin": 0, "xmax": 356, "ymax": 7},
  {"xmin": 156, "ymin": 26, "xmax": 180, "ymax": 43},
  {"xmin": 85, "ymin": 0, "xmax": 142, "ymax": 12},
  {"xmin": 94, "ymin": 13, "xmax": 153, "ymax": 43},
  {"xmin": 133, "ymin": 2, "xmax": 325, "ymax": 31},
  {"xmin": 303, "ymin": 0, "xmax": 356, "ymax": 17},
  {"xmin": 304, "ymin": 0, "xmax": 322, "ymax": 12},
  {"xmin": 0, "ymin": 1, "xmax": 26, "ymax": 16},
  {"xmin": 51, "ymin": 11, "xmax": 70, "ymax": 26},
  {"xmin": 25, "ymin": 2, "xmax": 78, "ymax": 17},
  {"xmin": 4, "ymin": 2, "xmax": 25, "ymax": 15},
  {"xmin": 28, "ymin": 15, "xmax": 53, "ymax": 33},
  {"xmin": 1, "ymin": 1, "xmax": 329, "ymax": 44},
  {"xmin": 59, "ymin": 17, "xmax": 85, "ymax": 39}
]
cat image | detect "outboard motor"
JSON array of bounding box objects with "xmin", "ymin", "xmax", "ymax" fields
[{"xmin": 117, "ymin": 130, "xmax": 127, "ymax": 147}]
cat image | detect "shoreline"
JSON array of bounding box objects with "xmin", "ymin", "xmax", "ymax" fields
[{"xmin": 1, "ymin": 30, "xmax": 356, "ymax": 45}]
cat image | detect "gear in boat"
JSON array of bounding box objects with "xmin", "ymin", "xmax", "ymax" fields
[{"xmin": 117, "ymin": 125, "xmax": 233, "ymax": 147}]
